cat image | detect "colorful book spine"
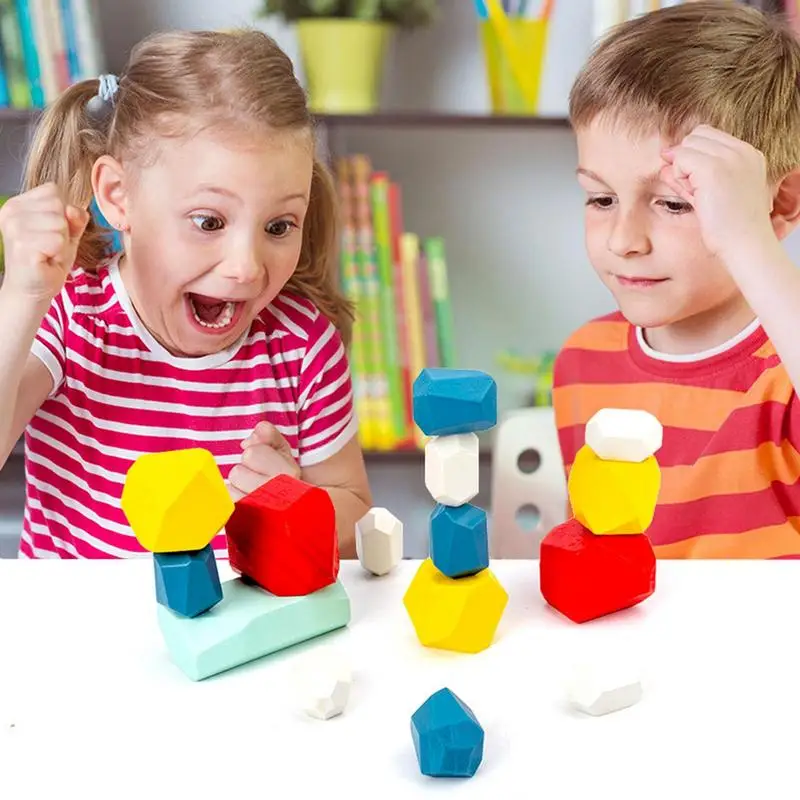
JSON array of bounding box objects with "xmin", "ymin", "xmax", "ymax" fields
[
  {"xmin": 15, "ymin": 0, "xmax": 43, "ymax": 106},
  {"xmin": 29, "ymin": 0, "xmax": 58, "ymax": 102},
  {"xmin": 43, "ymin": 0, "xmax": 69, "ymax": 90},
  {"xmin": 335, "ymin": 157, "xmax": 374, "ymax": 451},
  {"xmin": 417, "ymin": 248, "xmax": 440, "ymax": 370},
  {"xmin": 0, "ymin": 0, "xmax": 31, "ymax": 108},
  {"xmin": 351, "ymin": 155, "xmax": 394, "ymax": 450},
  {"xmin": 424, "ymin": 237, "xmax": 456, "ymax": 368},
  {"xmin": 0, "ymin": 39, "xmax": 8, "ymax": 109},
  {"xmin": 71, "ymin": 0, "xmax": 105, "ymax": 77},
  {"xmin": 58, "ymin": 0, "xmax": 80, "ymax": 82},
  {"xmin": 369, "ymin": 171, "xmax": 406, "ymax": 445},
  {"xmin": 388, "ymin": 179, "xmax": 415, "ymax": 448},
  {"xmin": 399, "ymin": 233, "xmax": 428, "ymax": 448},
  {"xmin": 782, "ymin": 0, "xmax": 800, "ymax": 31},
  {"xmin": 592, "ymin": 0, "xmax": 628, "ymax": 40}
]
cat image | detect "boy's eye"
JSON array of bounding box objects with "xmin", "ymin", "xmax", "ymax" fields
[
  {"xmin": 658, "ymin": 199, "xmax": 693, "ymax": 214},
  {"xmin": 191, "ymin": 214, "xmax": 224, "ymax": 232},
  {"xmin": 266, "ymin": 219, "xmax": 298, "ymax": 237},
  {"xmin": 586, "ymin": 195, "xmax": 615, "ymax": 209}
]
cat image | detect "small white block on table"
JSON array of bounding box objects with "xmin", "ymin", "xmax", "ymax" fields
[
  {"xmin": 356, "ymin": 507, "xmax": 403, "ymax": 576},
  {"xmin": 585, "ymin": 408, "xmax": 663, "ymax": 463},
  {"xmin": 568, "ymin": 660, "xmax": 643, "ymax": 716},
  {"xmin": 424, "ymin": 433, "xmax": 479, "ymax": 506},
  {"xmin": 293, "ymin": 646, "xmax": 353, "ymax": 721}
]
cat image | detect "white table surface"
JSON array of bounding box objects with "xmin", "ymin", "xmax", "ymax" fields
[{"xmin": 0, "ymin": 557, "xmax": 797, "ymax": 799}]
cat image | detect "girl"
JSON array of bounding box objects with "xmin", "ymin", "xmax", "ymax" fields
[{"xmin": 0, "ymin": 29, "xmax": 371, "ymax": 559}]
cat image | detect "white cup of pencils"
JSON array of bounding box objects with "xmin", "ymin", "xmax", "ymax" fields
[{"xmin": 475, "ymin": 0, "xmax": 553, "ymax": 114}]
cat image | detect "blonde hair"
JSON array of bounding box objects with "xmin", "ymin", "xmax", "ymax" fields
[
  {"xmin": 569, "ymin": 0, "xmax": 800, "ymax": 181},
  {"xmin": 23, "ymin": 29, "xmax": 352, "ymax": 344}
]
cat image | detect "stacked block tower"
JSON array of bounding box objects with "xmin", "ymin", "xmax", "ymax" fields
[
  {"xmin": 403, "ymin": 368, "xmax": 508, "ymax": 653},
  {"xmin": 121, "ymin": 449, "xmax": 350, "ymax": 680},
  {"xmin": 539, "ymin": 408, "xmax": 662, "ymax": 623}
]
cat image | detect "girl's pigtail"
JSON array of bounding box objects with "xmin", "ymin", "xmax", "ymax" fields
[{"xmin": 23, "ymin": 76, "xmax": 116, "ymax": 271}]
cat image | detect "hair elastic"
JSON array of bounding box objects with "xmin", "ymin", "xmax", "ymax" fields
[{"xmin": 86, "ymin": 73, "xmax": 119, "ymax": 122}]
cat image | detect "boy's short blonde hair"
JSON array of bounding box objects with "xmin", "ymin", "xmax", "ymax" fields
[{"xmin": 569, "ymin": 0, "xmax": 800, "ymax": 181}]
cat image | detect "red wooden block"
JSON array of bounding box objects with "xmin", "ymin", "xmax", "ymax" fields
[
  {"xmin": 539, "ymin": 518, "xmax": 655, "ymax": 623},
  {"xmin": 226, "ymin": 474, "xmax": 339, "ymax": 597}
]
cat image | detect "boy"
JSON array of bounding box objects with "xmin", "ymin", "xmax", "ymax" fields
[{"xmin": 553, "ymin": 0, "xmax": 800, "ymax": 558}]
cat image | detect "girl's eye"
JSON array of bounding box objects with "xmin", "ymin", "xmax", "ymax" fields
[
  {"xmin": 586, "ymin": 195, "xmax": 615, "ymax": 209},
  {"xmin": 658, "ymin": 199, "xmax": 693, "ymax": 214},
  {"xmin": 191, "ymin": 214, "xmax": 224, "ymax": 232},
  {"xmin": 267, "ymin": 219, "xmax": 298, "ymax": 238}
]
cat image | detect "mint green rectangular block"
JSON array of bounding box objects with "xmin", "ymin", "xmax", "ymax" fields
[{"xmin": 156, "ymin": 577, "xmax": 351, "ymax": 681}]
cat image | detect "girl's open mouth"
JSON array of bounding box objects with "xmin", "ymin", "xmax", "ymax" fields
[{"xmin": 185, "ymin": 293, "xmax": 246, "ymax": 335}]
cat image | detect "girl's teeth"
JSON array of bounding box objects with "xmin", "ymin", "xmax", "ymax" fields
[{"xmin": 190, "ymin": 299, "xmax": 236, "ymax": 329}]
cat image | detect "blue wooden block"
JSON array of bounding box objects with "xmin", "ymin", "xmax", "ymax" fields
[
  {"xmin": 154, "ymin": 544, "xmax": 223, "ymax": 618},
  {"xmin": 411, "ymin": 687, "xmax": 484, "ymax": 778},
  {"xmin": 412, "ymin": 368, "xmax": 497, "ymax": 436},
  {"xmin": 430, "ymin": 503, "xmax": 489, "ymax": 578}
]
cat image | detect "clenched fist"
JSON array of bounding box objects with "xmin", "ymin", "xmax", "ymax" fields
[
  {"xmin": 0, "ymin": 182, "xmax": 90, "ymax": 303},
  {"xmin": 228, "ymin": 421, "xmax": 301, "ymax": 502}
]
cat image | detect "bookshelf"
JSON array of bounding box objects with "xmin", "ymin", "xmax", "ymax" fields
[
  {"xmin": 0, "ymin": 107, "xmax": 41, "ymax": 123},
  {"xmin": 0, "ymin": 107, "xmax": 571, "ymax": 130},
  {"xmin": 316, "ymin": 112, "xmax": 571, "ymax": 130}
]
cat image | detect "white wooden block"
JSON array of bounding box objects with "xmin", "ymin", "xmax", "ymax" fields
[
  {"xmin": 585, "ymin": 408, "xmax": 663, "ymax": 463},
  {"xmin": 424, "ymin": 433, "xmax": 479, "ymax": 506},
  {"xmin": 294, "ymin": 647, "xmax": 352, "ymax": 721},
  {"xmin": 355, "ymin": 507, "xmax": 403, "ymax": 576},
  {"xmin": 568, "ymin": 660, "xmax": 643, "ymax": 716}
]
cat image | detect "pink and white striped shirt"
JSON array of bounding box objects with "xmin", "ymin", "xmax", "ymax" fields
[{"xmin": 22, "ymin": 255, "xmax": 357, "ymax": 558}]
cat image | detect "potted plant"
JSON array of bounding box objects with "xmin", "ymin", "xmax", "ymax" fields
[{"xmin": 260, "ymin": 1, "xmax": 439, "ymax": 113}]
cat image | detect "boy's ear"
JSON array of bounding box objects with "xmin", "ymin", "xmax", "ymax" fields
[
  {"xmin": 91, "ymin": 154, "xmax": 130, "ymax": 232},
  {"xmin": 770, "ymin": 168, "xmax": 800, "ymax": 240}
]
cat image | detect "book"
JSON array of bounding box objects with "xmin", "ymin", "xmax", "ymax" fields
[
  {"xmin": 369, "ymin": 170, "xmax": 405, "ymax": 446},
  {"xmin": 335, "ymin": 155, "xmax": 456, "ymax": 451},
  {"xmin": 424, "ymin": 237, "xmax": 456, "ymax": 369},
  {"xmin": 351, "ymin": 155, "xmax": 395, "ymax": 450},
  {"xmin": 0, "ymin": 0, "xmax": 31, "ymax": 108}
]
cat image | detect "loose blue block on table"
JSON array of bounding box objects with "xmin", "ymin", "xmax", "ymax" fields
[
  {"xmin": 411, "ymin": 687, "xmax": 484, "ymax": 778},
  {"xmin": 430, "ymin": 503, "xmax": 489, "ymax": 578},
  {"xmin": 412, "ymin": 368, "xmax": 497, "ymax": 436},
  {"xmin": 154, "ymin": 544, "xmax": 223, "ymax": 618}
]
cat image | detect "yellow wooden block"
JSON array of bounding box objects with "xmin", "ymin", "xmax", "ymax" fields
[
  {"xmin": 121, "ymin": 448, "xmax": 234, "ymax": 553},
  {"xmin": 403, "ymin": 558, "xmax": 508, "ymax": 653},
  {"xmin": 568, "ymin": 444, "xmax": 660, "ymax": 535}
]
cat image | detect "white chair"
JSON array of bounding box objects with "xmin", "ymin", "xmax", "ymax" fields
[{"xmin": 489, "ymin": 407, "xmax": 568, "ymax": 558}]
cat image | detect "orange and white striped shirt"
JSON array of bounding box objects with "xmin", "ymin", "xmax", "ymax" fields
[{"xmin": 552, "ymin": 312, "xmax": 800, "ymax": 559}]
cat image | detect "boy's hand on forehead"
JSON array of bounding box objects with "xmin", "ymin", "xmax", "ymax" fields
[
  {"xmin": 227, "ymin": 421, "xmax": 301, "ymax": 501},
  {"xmin": 660, "ymin": 124, "xmax": 776, "ymax": 262}
]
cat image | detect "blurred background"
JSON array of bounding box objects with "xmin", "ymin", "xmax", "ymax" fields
[{"xmin": 0, "ymin": 0, "xmax": 796, "ymax": 557}]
